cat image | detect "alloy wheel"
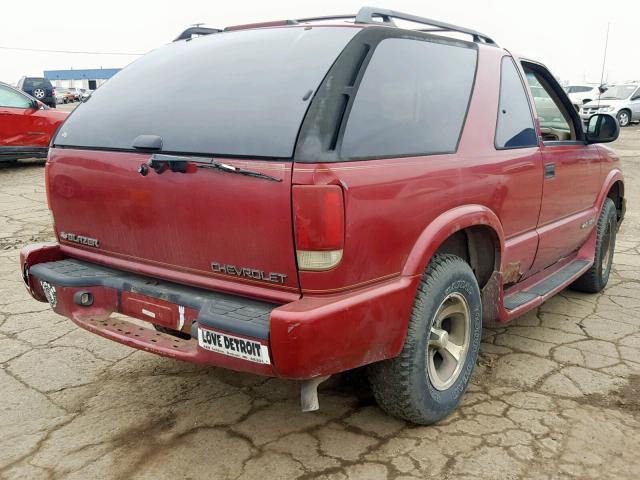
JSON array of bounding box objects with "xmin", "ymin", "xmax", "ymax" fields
[
  {"xmin": 427, "ymin": 292, "xmax": 471, "ymax": 391},
  {"xmin": 601, "ymin": 219, "xmax": 613, "ymax": 274},
  {"xmin": 618, "ymin": 111, "xmax": 630, "ymax": 127}
]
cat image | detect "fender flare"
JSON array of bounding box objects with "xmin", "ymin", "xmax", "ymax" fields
[
  {"xmin": 595, "ymin": 169, "xmax": 624, "ymax": 211},
  {"xmin": 402, "ymin": 204, "xmax": 506, "ymax": 277}
]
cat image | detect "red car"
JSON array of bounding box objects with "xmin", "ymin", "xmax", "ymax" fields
[
  {"xmin": 20, "ymin": 8, "xmax": 624, "ymax": 424},
  {"xmin": 0, "ymin": 82, "xmax": 68, "ymax": 162}
]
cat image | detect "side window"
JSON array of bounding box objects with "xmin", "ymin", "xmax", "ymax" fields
[
  {"xmin": 495, "ymin": 57, "xmax": 537, "ymax": 149},
  {"xmin": 524, "ymin": 69, "xmax": 574, "ymax": 141},
  {"xmin": 341, "ymin": 38, "xmax": 477, "ymax": 159},
  {"xmin": 0, "ymin": 85, "xmax": 33, "ymax": 109}
]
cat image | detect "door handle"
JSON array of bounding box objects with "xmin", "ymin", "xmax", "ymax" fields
[{"xmin": 544, "ymin": 162, "xmax": 555, "ymax": 179}]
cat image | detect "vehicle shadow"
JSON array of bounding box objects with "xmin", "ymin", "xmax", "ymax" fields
[{"xmin": 0, "ymin": 158, "xmax": 46, "ymax": 171}]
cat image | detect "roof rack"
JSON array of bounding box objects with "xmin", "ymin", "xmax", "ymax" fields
[
  {"xmin": 351, "ymin": 7, "xmax": 496, "ymax": 45},
  {"xmin": 174, "ymin": 26, "xmax": 222, "ymax": 42},
  {"xmin": 173, "ymin": 6, "xmax": 496, "ymax": 46}
]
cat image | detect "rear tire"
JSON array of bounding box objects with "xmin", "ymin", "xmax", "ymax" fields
[
  {"xmin": 367, "ymin": 253, "xmax": 482, "ymax": 425},
  {"xmin": 571, "ymin": 198, "xmax": 617, "ymax": 293}
]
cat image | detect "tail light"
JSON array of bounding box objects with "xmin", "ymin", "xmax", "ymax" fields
[
  {"xmin": 293, "ymin": 185, "xmax": 344, "ymax": 271},
  {"xmin": 44, "ymin": 161, "xmax": 53, "ymax": 205}
]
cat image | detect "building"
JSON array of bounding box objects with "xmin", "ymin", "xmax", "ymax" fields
[{"xmin": 43, "ymin": 68, "xmax": 121, "ymax": 90}]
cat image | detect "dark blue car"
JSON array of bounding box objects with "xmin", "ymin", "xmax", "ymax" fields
[{"xmin": 16, "ymin": 77, "xmax": 56, "ymax": 108}]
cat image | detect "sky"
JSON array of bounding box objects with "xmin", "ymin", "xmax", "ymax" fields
[{"xmin": 1, "ymin": 0, "xmax": 638, "ymax": 86}]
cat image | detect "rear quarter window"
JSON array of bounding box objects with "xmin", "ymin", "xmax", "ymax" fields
[
  {"xmin": 340, "ymin": 37, "xmax": 477, "ymax": 159},
  {"xmin": 495, "ymin": 57, "xmax": 538, "ymax": 149}
]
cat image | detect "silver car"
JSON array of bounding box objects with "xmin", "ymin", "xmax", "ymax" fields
[
  {"xmin": 565, "ymin": 84, "xmax": 601, "ymax": 108},
  {"xmin": 580, "ymin": 84, "xmax": 640, "ymax": 127}
]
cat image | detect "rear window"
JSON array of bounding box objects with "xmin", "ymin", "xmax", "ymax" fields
[
  {"xmin": 26, "ymin": 78, "xmax": 51, "ymax": 88},
  {"xmin": 54, "ymin": 27, "xmax": 358, "ymax": 158},
  {"xmin": 341, "ymin": 37, "xmax": 477, "ymax": 159}
]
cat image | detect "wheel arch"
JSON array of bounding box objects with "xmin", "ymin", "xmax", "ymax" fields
[
  {"xmin": 617, "ymin": 108, "xmax": 632, "ymax": 125},
  {"xmin": 597, "ymin": 170, "xmax": 625, "ymax": 223},
  {"xmin": 402, "ymin": 205, "xmax": 505, "ymax": 287},
  {"xmin": 605, "ymin": 178, "xmax": 625, "ymax": 223}
]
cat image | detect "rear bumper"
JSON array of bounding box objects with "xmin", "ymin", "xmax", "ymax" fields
[{"xmin": 21, "ymin": 243, "xmax": 418, "ymax": 379}]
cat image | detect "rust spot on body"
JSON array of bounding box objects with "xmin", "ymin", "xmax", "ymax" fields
[{"xmin": 502, "ymin": 261, "xmax": 521, "ymax": 285}]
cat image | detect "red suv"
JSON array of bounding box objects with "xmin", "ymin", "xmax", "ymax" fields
[
  {"xmin": 0, "ymin": 82, "xmax": 68, "ymax": 162},
  {"xmin": 20, "ymin": 8, "xmax": 625, "ymax": 424}
]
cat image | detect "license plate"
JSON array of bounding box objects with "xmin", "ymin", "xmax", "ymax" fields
[
  {"xmin": 121, "ymin": 292, "xmax": 187, "ymax": 330},
  {"xmin": 197, "ymin": 327, "xmax": 271, "ymax": 365}
]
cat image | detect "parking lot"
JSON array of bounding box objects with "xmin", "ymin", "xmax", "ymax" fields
[
  {"xmin": 55, "ymin": 102, "xmax": 79, "ymax": 112},
  {"xmin": 0, "ymin": 126, "xmax": 638, "ymax": 479}
]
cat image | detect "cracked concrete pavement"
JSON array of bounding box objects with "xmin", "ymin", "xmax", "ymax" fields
[{"xmin": 1, "ymin": 126, "xmax": 639, "ymax": 480}]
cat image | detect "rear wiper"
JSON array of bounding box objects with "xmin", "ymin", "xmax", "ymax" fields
[
  {"xmin": 144, "ymin": 154, "xmax": 282, "ymax": 182},
  {"xmin": 196, "ymin": 160, "xmax": 282, "ymax": 182}
]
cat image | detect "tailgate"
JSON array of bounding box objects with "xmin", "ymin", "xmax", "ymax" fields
[{"xmin": 47, "ymin": 148, "xmax": 299, "ymax": 299}]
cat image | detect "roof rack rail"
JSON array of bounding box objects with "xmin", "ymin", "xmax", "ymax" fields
[
  {"xmin": 294, "ymin": 6, "xmax": 496, "ymax": 45},
  {"xmin": 293, "ymin": 14, "xmax": 359, "ymax": 24},
  {"xmin": 224, "ymin": 20, "xmax": 297, "ymax": 31},
  {"xmin": 174, "ymin": 26, "xmax": 222, "ymax": 42},
  {"xmin": 173, "ymin": 6, "xmax": 496, "ymax": 46},
  {"xmin": 358, "ymin": 7, "xmax": 495, "ymax": 44}
]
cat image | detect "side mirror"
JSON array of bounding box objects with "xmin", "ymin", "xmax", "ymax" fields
[{"xmin": 586, "ymin": 114, "xmax": 619, "ymax": 144}]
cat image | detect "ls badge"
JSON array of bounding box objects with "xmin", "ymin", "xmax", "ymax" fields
[{"xmin": 580, "ymin": 218, "xmax": 595, "ymax": 230}]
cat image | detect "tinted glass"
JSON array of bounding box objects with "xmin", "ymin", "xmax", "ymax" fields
[
  {"xmin": 54, "ymin": 27, "xmax": 357, "ymax": 158},
  {"xmin": 495, "ymin": 57, "xmax": 537, "ymax": 149},
  {"xmin": 341, "ymin": 38, "xmax": 477, "ymax": 159},
  {"xmin": 525, "ymin": 72, "xmax": 571, "ymax": 132},
  {"xmin": 0, "ymin": 85, "xmax": 33, "ymax": 109},
  {"xmin": 600, "ymin": 85, "xmax": 637, "ymax": 100},
  {"xmin": 26, "ymin": 78, "xmax": 51, "ymax": 89}
]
